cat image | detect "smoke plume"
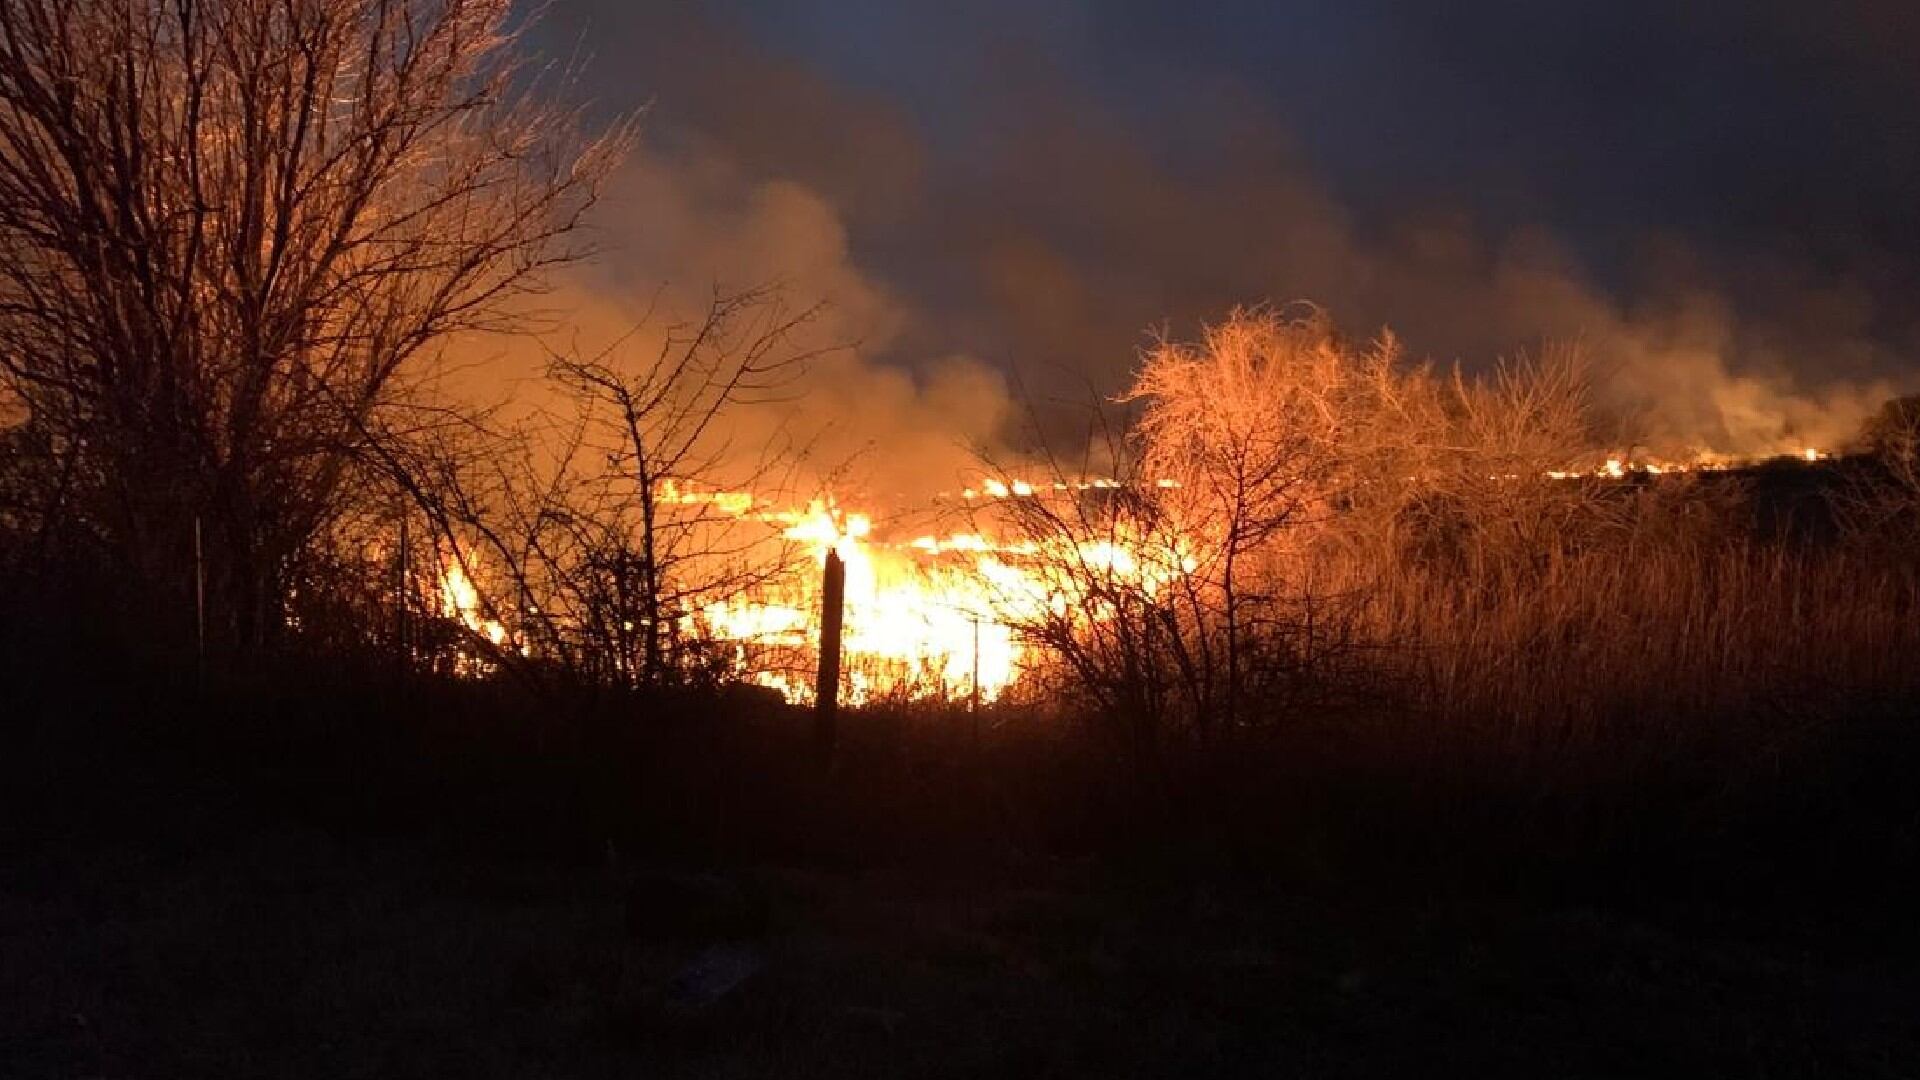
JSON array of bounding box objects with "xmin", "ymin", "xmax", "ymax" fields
[{"xmin": 468, "ymin": 1, "xmax": 1920, "ymax": 474}]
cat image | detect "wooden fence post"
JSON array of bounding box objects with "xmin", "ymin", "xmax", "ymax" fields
[{"xmin": 814, "ymin": 550, "xmax": 846, "ymax": 766}]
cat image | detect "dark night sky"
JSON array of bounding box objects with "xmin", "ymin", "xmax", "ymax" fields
[{"xmin": 522, "ymin": 0, "xmax": 1920, "ymax": 458}]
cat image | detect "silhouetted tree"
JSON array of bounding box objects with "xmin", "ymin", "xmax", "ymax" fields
[
  {"xmin": 0, "ymin": 0, "xmax": 630, "ymax": 649},
  {"xmin": 1833, "ymin": 393, "xmax": 1920, "ymax": 543},
  {"xmin": 400, "ymin": 286, "xmax": 829, "ymax": 689},
  {"xmin": 1860, "ymin": 395, "xmax": 1920, "ymax": 474}
]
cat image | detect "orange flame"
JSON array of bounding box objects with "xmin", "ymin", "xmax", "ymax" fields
[{"xmin": 698, "ymin": 497, "xmax": 1025, "ymax": 704}]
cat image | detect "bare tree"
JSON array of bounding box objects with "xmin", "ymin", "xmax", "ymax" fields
[
  {"xmin": 969, "ymin": 435, "xmax": 1200, "ymax": 768},
  {"xmin": 979, "ymin": 307, "xmax": 1608, "ymax": 760},
  {"xmin": 397, "ymin": 286, "xmax": 829, "ymax": 689},
  {"xmin": 1832, "ymin": 393, "xmax": 1920, "ymax": 549},
  {"xmin": 0, "ymin": 0, "xmax": 630, "ymax": 649},
  {"xmin": 542, "ymin": 287, "xmax": 822, "ymax": 686},
  {"xmin": 1122, "ymin": 306, "xmax": 1359, "ymax": 733}
]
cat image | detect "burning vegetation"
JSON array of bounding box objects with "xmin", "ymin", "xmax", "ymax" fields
[
  {"xmin": 7, "ymin": 5, "xmax": 1920, "ymax": 1073},
  {"xmin": 4, "ymin": 0, "xmax": 1920, "ymax": 856},
  {"xmin": 2, "ymin": 0, "xmax": 1911, "ymax": 754},
  {"xmin": 365, "ymin": 303, "xmax": 1918, "ymax": 775}
]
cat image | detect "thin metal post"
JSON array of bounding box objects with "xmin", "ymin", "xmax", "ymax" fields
[
  {"xmin": 814, "ymin": 550, "xmax": 846, "ymax": 766},
  {"xmin": 971, "ymin": 615, "xmax": 982, "ymax": 748}
]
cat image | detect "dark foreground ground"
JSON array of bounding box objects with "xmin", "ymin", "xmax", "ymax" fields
[
  {"xmin": 7, "ymin": 821, "xmax": 1920, "ymax": 1077},
  {"xmin": 4, "ymin": 655, "xmax": 1919, "ymax": 1078}
]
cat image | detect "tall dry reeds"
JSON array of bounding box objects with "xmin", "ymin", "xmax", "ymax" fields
[
  {"xmin": 1363, "ymin": 532, "xmax": 1920, "ymax": 768},
  {"xmin": 1006, "ymin": 305, "xmax": 1920, "ymax": 803}
]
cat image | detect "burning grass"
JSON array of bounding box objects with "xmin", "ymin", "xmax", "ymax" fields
[
  {"xmin": 402, "ymin": 306, "xmax": 1920, "ymax": 788},
  {"xmin": 11, "ymin": 303, "xmax": 1920, "ymax": 890}
]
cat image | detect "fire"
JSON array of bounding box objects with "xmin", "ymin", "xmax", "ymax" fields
[
  {"xmin": 683, "ymin": 481, "xmax": 1193, "ymax": 705},
  {"xmin": 659, "ymin": 479, "xmax": 756, "ymax": 517},
  {"xmin": 699, "ymin": 496, "xmax": 1027, "ymax": 705},
  {"xmin": 438, "ymin": 558, "xmax": 501, "ymax": 643},
  {"xmin": 429, "ymin": 445, "xmax": 1840, "ymax": 701},
  {"xmin": 419, "ymin": 480, "xmax": 1104, "ymax": 702},
  {"xmin": 1548, "ymin": 447, "xmax": 1830, "ymax": 480}
]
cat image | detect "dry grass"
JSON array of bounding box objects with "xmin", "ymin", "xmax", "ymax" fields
[
  {"xmin": 1017, "ymin": 308, "xmax": 1919, "ymax": 808},
  {"xmin": 1365, "ymin": 538, "xmax": 1920, "ymax": 759}
]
